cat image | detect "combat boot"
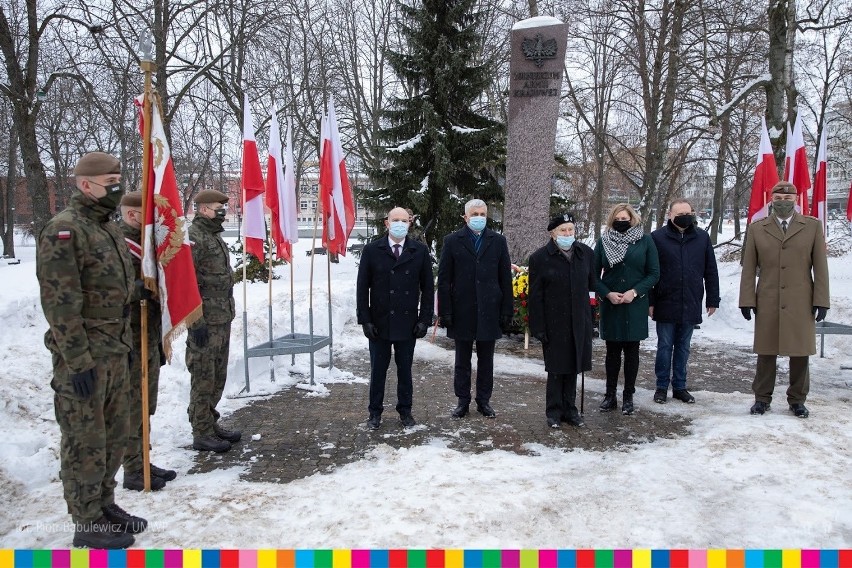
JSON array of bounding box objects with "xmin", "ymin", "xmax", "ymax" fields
[
  {"xmin": 102, "ymin": 503, "xmax": 147, "ymax": 534},
  {"xmin": 72, "ymin": 516, "xmax": 134, "ymax": 549},
  {"xmin": 622, "ymin": 393, "xmax": 635, "ymax": 415},
  {"xmin": 599, "ymin": 392, "xmax": 617, "ymax": 412},
  {"xmin": 213, "ymin": 423, "xmax": 242, "ymax": 443},
  {"xmin": 150, "ymin": 463, "xmax": 177, "ymax": 481},
  {"xmin": 123, "ymin": 470, "xmax": 166, "ymax": 491},
  {"xmin": 193, "ymin": 435, "xmax": 231, "ymax": 453}
]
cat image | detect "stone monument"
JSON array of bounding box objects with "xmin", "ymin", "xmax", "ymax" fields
[{"xmin": 502, "ymin": 16, "xmax": 569, "ymax": 263}]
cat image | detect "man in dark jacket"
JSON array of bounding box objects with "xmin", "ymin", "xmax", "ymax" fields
[
  {"xmin": 437, "ymin": 199, "xmax": 513, "ymax": 419},
  {"xmin": 357, "ymin": 206, "xmax": 434, "ymax": 429},
  {"xmin": 650, "ymin": 198, "xmax": 720, "ymax": 404}
]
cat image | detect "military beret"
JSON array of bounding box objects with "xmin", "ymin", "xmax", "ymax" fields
[
  {"xmin": 771, "ymin": 181, "xmax": 797, "ymax": 195},
  {"xmin": 120, "ymin": 191, "xmax": 143, "ymax": 207},
  {"xmin": 547, "ymin": 212, "xmax": 576, "ymax": 231},
  {"xmin": 194, "ymin": 189, "xmax": 229, "ymax": 204},
  {"xmin": 73, "ymin": 152, "xmax": 121, "ymax": 176}
]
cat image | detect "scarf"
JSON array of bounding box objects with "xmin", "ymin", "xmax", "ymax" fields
[{"xmin": 601, "ymin": 225, "xmax": 643, "ymax": 266}]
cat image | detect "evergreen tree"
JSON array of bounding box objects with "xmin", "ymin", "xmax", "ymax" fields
[{"xmin": 365, "ymin": 0, "xmax": 505, "ymax": 256}]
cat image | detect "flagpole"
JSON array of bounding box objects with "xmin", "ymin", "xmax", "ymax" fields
[
  {"xmin": 241, "ymin": 125, "xmax": 251, "ymax": 393},
  {"xmin": 327, "ymin": 248, "xmax": 334, "ymax": 371},
  {"xmin": 267, "ymin": 242, "xmax": 275, "ymax": 382},
  {"xmin": 138, "ymin": 42, "xmax": 155, "ymax": 493},
  {"xmin": 290, "ymin": 254, "xmax": 295, "ymax": 366},
  {"xmin": 308, "ymin": 201, "xmax": 320, "ymax": 386}
]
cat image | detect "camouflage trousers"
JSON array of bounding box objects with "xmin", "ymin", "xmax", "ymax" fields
[
  {"xmin": 123, "ymin": 343, "xmax": 161, "ymax": 474},
  {"xmin": 51, "ymin": 351, "xmax": 131, "ymax": 524},
  {"xmin": 186, "ymin": 322, "xmax": 231, "ymax": 437}
]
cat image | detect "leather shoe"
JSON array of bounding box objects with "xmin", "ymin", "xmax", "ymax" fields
[
  {"xmin": 451, "ymin": 403, "xmax": 469, "ymax": 419},
  {"xmin": 750, "ymin": 401, "xmax": 770, "ymax": 415},
  {"xmin": 213, "ymin": 423, "xmax": 242, "ymax": 443},
  {"xmin": 563, "ymin": 413, "xmax": 586, "ymax": 428},
  {"xmin": 123, "ymin": 471, "xmax": 166, "ymax": 491},
  {"xmin": 102, "ymin": 503, "xmax": 147, "ymax": 534},
  {"xmin": 193, "ymin": 435, "xmax": 231, "ymax": 452},
  {"xmin": 367, "ymin": 414, "xmax": 381, "ymax": 430},
  {"xmin": 672, "ymin": 389, "xmax": 695, "ymax": 404},
  {"xmin": 547, "ymin": 418, "xmax": 561, "ymax": 428},
  {"xmin": 150, "ymin": 463, "xmax": 177, "ymax": 481},
  {"xmin": 400, "ymin": 414, "xmax": 416, "ymax": 427},
  {"xmin": 653, "ymin": 388, "xmax": 667, "ymax": 404},
  {"xmin": 476, "ymin": 402, "xmax": 496, "ymax": 418},
  {"xmin": 789, "ymin": 403, "xmax": 809, "ymax": 418}
]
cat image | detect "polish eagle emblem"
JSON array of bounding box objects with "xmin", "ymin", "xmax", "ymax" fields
[{"xmin": 521, "ymin": 33, "xmax": 558, "ymax": 67}]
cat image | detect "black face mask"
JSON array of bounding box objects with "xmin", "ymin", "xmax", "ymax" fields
[
  {"xmin": 214, "ymin": 208, "xmax": 227, "ymax": 220},
  {"xmin": 672, "ymin": 214, "xmax": 695, "ymax": 229},
  {"xmin": 612, "ymin": 220, "xmax": 631, "ymax": 233}
]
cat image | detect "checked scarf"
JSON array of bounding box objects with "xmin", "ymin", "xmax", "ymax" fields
[{"xmin": 601, "ymin": 224, "xmax": 644, "ymax": 266}]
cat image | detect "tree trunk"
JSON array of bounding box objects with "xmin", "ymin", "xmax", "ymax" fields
[
  {"xmin": 1, "ymin": 124, "xmax": 17, "ymax": 257},
  {"xmin": 709, "ymin": 114, "xmax": 731, "ymax": 244},
  {"xmin": 766, "ymin": 0, "xmax": 797, "ymax": 169},
  {"xmin": 17, "ymin": 111, "xmax": 51, "ymax": 237}
]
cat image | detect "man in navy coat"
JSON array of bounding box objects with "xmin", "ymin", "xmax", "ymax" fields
[
  {"xmin": 357, "ymin": 206, "xmax": 434, "ymax": 429},
  {"xmin": 437, "ymin": 199, "xmax": 513, "ymax": 419},
  {"xmin": 650, "ymin": 199, "xmax": 720, "ymax": 404}
]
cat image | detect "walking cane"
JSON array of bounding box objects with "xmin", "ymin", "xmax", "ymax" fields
[{"xmin": 580, "ymin": 371, "xmax": 585, "ymax": 415}]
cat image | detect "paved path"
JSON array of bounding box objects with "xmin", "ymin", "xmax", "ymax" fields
[{"xmin": 189, "ymin": 333, "xmax": 757, "ymax": 483}]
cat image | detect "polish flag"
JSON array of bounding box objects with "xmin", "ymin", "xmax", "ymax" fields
[
  {"xmin": 241, "ymin": 93, "xmax": 266, "ymax": 262},
  {"xmin": 812, "ymin": 127, "xmax": 827, "ymax": 231},
  {"xmin": 318, "ymin": 98, "xmax": 355, "ymax": 256},
  {"xmin": 783, "ymin": 114, "xmax": 811, "ymax": 215},
  {"xmin": 748, "ymin": 117, "xmax": 779, "ymax": 223},
  {"xmin": 266, "ymin": 108, "xmax": 299, "ymax": 261}
]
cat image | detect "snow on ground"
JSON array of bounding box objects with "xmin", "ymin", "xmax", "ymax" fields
[{"xmin": 0, "ymin": 223, "xmax": 850, "ymax": 549}]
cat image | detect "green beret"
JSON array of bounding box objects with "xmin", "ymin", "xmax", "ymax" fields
[
  {"xmin": 120, "ymin": 191, "xmax": 143, "ymax": 207},
  {"xmin": 771, "ymin": 181, "xmax": 797, "ymax": 195},
  {"xmin": 193, "ymin": 189, "xmax": 229, "ymax": 204},
  {"xmin": 73, "ymin": 152, "xmax": 121, "ymax": 176}
]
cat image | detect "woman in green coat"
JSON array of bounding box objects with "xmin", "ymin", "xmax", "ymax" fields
[{"xmin": 593, "ymin": 203, "xmax": 660, "ymax": 415}]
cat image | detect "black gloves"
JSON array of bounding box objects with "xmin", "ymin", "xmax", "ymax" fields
[
  {"xmin": 500, "ymin": 315, "xmax": 513, "ymax": 333},
  {"xmin": 362, "ymin": 323, "xmax": 379, "ymax": 340},
  {"xmin": 70, "ymin": 368, "xmax": 97, "ymax": 399},
  {"xmin": 135, "ymin": 279, "xmax": 154, "ymax": 301},
  {"xmin": 534, "ymin": 331, "xmax": 548, "ymax": 344},
  {"xmin": 158, "ymin": 342, "xmax": 167, "ymax": 366},
  {"xmin": 413, "ymin": 322, "xmax": 429, "ymax": 339},
  {"xmin": 813, "ymin": 306, "xmax": 828, "ymax": 322},
  {"xmin": 189, "ymin": 323, "xmax": 209, "ymax": 347},
  {"xmin": 441, "ymin": 314, "xmax": 453, "ymax": 328},
  {"xmin": 741, "ymin": 307, "xmax": 756, "ymax": 321}
]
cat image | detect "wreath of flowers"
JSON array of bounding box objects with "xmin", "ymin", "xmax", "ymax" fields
[{"xmin": 511, "ymin": 264, "xmax": 529, "ymax": 330}]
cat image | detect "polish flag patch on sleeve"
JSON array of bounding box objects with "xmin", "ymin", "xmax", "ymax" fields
[{"xmin": 57, "ymin": 230, "xmax": 72, "ymax": 240}]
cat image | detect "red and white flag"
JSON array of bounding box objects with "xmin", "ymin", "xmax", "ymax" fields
[
  {"xmin": 748, "ymin": 117, "xmax": 779, "ymax": 223},
  {"xmin": 266, "ymin": 108, "xmax": 299, "ymax": 261},
  {"xmin": 846, "ymin": 180, "xmax": 852, "ymax": 229},
  {"xmin": 318, "ymin": 98, "xmax": 355, "ymax": 256},
  {"xmin": 812, "ymin": 127, "xmax": 827, "ymax": 231},
  {"xmin": 241, "ymin": 93, "xmax": 266, "ymax": 262},
  {"xmin": 783, "ymin": 113, "xmax": 811, "ymax": 215},
  {"xmin": 134, "ymin": 94, "xmax": 202, "ymax": 357}
]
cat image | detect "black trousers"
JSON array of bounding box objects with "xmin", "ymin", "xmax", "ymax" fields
[
  {"xmin": 605, "ymin": 340, "xmax": 640, "ymax": 396},
  {"xmin": 546, "ymin": 373, "xmax": 580, "ymax": 422},
  {"xmin": 368, "ymin": 337, "xmax": 416, "ymax": 416},
  {"xmin": 453, "ymin": 339, "xmax": 495, "ymax": 406}
]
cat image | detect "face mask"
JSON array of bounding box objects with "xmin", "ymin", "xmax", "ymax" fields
[
  {"xmin": 555, "ymin": 235, "xmax": 575, "ymax": 250},
  {"xmin": 672, "ymin": 214, "xmax": 694, "ymax": 229},
  {"xmin": 389, "ymin": 221, "xmax": 409, "ymax": 239},
  {"xmin": 214, "ymin": 207, "xmax": 227, "ymax": 220},
  {"xmin": 612, "ymin": 220, "xmax": 631, "ymax": 233},
  {"xmin": 773, "ymin": 200, "xmax": 795, "ymax": 217},
  {"xmin": 467, "ymin": 216, "xmax": 487, "ymax": 232},
  {"xmin": 96, "ymin": 182, "xmax": 125, "ymax": 211}
]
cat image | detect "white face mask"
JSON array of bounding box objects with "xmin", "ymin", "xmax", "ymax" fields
[{"xmin": 389, "ymin": 221, "xmax": 409, "ymax": 239}]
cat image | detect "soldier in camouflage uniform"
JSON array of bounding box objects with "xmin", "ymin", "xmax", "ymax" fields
[
  {"xmin": 118, "ymin": 192, "xmax": 177, "ymax": 491},
  {"xmin": 186, "ymin": 189, "xmax": 241, "ymax": 453},
  {"xmin": 36, "ymin": 152, "xmax": 147, "ymax": 549}
]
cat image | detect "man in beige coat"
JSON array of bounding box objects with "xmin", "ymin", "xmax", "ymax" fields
[{"xmin": 739, "ymin": 181, "xmax": 830, "ymax": 418}]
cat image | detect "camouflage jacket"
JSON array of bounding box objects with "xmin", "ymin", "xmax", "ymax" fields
[
  {"xmin": 189, "ymin": 216, "xmax": 235, "ymax": 326},
  {"xmin": 37, "ymin": 192, "xmax": 135, "ymax": 373},
  {"xmin": 119, "ymin": 221, "xmax": 162, "ymax": 351}
]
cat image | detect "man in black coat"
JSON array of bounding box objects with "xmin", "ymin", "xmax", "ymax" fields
[
  {"xmin": 650, "ymin": 199, "xmax": 720, "ymax": 404},
  {"xmin": 528, "ymin": 213, "xmax": 595, "ymax": 428},
  {"xmin": 357, "ymin": 206, "xmax": 434, "ymax": 429},
  {"xmin": 437, "ymin": 199, "xmax": 513, "ymax": 419}
]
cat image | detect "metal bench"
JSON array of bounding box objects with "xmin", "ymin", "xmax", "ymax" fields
[{"xmin": 816, "ymin": 321, "xmax": 852, "ymax": 358}]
